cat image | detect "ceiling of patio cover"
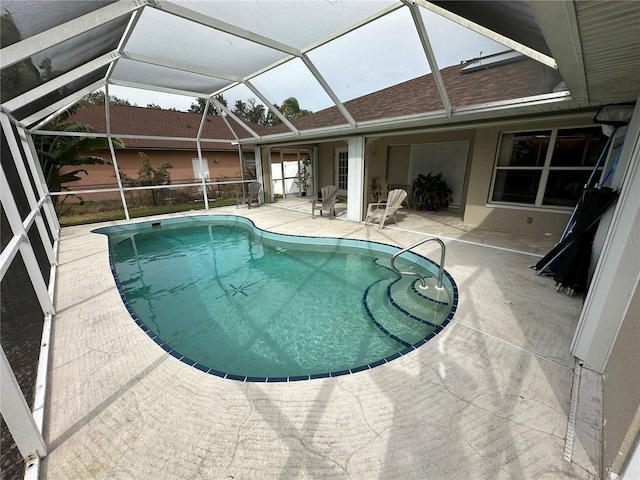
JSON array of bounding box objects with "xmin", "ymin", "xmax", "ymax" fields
[{"xmin": 1, "ymin": 0, "xmax": 639, "ymax": 143}]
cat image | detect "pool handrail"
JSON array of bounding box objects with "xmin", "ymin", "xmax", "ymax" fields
[{"xmin": 391, "ymin": 237, "xmax": 446, "ymax": 290}]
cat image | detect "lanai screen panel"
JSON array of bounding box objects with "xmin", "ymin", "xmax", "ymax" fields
[
  {"xmin": 173, "ymin": 0, "xmax": 394, "ymax": 50},
  {"xmin": 248, "ymin": 57, "xmax": 336, "ymax": 114},
  {"xmin": 0, "ymin": 1, "xmax": 117, "ymax": 43},
  {"xmin": 307, "ymin": 7, "xmax": 431, "ymax": 106},
  {"xmin": 430, "ymin": 0, "xmax": 552, "ymax": 56},
  {"xmin": 1, "ymin": 15, "xmax": 129, "ymax": 103},
  {"xmin": 419, "ymin": 8, "xmax": 509, "ymax": 70},
  {"xmin": 111, "ymin": 59, "xmax": 230, "ymax": 96},
  {"xmin": 12, "ymin": 69, "xmax": 109, "ymax": 125},
  {"xmin": 0, "ymin": 0, "xmax": 575, "ymax": 139},
  {"xmin": 121, "ymin": 6, "xmax": 287, "ymax": 83},
  {"xmin": 418, "ymin": 7, "xmax": 564, "ymax": 110}
]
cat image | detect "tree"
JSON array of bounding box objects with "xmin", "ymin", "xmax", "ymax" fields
[
  {"xmin": 76, "ymin": 90, "xmax": 133, "ymax": 108},
  {"xmin": 120, "ymin": 152, "xmax": 173, "ymax": 206},
  {"xmin": 34, "ymin": 109, "xmax": 124, "ymax": 195},
  {"xmin": 232, "ymin": 98, "xmax": 278, "ymax": 126},
  {"xmin": 189, "ymin": 94, "xmax": 227, "ymax": 115},
  {"xmin": 231, "ymin": 96, "xmax": 312, "ymax": 127},
  {"xmin": 279, "ymin": 97, "xmax": 312, "ymax": 121}
]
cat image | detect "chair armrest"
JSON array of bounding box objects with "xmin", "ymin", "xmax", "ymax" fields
[{"xmin": 366, "ymin": 203, "xmax": 385, "ymax": 215}]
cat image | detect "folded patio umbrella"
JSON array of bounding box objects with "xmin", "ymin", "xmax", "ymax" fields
[{"xmin": 534, "ymin": 186, "xmax": 619, "ymax": 293}]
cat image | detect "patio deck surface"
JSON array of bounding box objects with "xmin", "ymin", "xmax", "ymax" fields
[{"xmin": 42, "ymin": 200, "xmax": 601, "ymax": 479}]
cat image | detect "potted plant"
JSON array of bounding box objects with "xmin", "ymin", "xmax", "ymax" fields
[
  {"xmin": 294, "ymin": 156, "xmax": 311, "ymax": 196},
  {"xmin": 411, "ymin": 173, "xmax": 452, "ymax": 211}
]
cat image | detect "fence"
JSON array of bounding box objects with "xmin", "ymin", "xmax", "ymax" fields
[{"xmin": 51, "ymin": 177, "xmax": 249, "ymax": 225}]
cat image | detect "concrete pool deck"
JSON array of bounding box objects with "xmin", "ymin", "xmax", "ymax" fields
[{"xmin": 42, "ymin": 202, "xmax": 601, "ymax": 479}]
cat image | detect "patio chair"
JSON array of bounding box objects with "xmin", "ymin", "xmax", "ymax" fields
[
  {"xmin": 312, "ymin": 185, "xmax": 339, "ymax": 219},
  {"xmin": 236, "ymin": 181, "xmax": 262, "ymax": 209},
  {"xmin": 365, "ymin": 188, "xmax": 407, "ymax": 229}
]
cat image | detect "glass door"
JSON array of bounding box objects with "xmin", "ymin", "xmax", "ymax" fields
[{"xmin": 335, "ymin": 148, "xmax": 348, "ymax": 197}]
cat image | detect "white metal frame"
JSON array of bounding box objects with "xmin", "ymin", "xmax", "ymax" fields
[
  {"xmin": 571, "ymin": 98, "xmax": 640, "ymax": 372},
  {"xmin": 0, "ymin": 0, "xmax": 578, "ymax": 148},
  {"xmin": 0, "ymin": 112, "xmax": 59, "ymax": 472}
]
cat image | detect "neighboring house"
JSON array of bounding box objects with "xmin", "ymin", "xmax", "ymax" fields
[
  {"xmin": 65, "ymin": 105, "xmax": 257, "ymax": 185},
  {"xmin": 65, "ymin": 105, "xmax": 311, "ymax": 198}
]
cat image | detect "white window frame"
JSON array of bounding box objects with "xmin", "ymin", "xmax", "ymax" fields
[
  {"xmin": 489, "ymin": 125, "xmax": 606, "ymax": 209},
  {"xmin": 335, "ymin": 147, "xmax": 349, "ymax": 197},
  {"xmin": 191, "ymin": 158, "xmax": 209, "ymax": 180}
]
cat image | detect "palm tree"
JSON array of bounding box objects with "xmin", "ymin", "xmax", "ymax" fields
[{"xmin": 34, "ymin": 109, "xmax": 124, "ymax": 194}]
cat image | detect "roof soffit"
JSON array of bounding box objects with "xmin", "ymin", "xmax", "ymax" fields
[{"xmin": 429, "ymin": 0, "xmax": 551, "ymax": 56}]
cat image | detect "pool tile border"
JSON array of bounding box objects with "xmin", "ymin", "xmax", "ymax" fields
[{"xmin": 95, "ymin": 215, "xmax": 459, "ymax": 383}]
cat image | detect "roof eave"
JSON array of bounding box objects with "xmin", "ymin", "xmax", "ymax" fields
[{"xmin": 238, "ymin": 92, "xmax": 585, "ymax": 145}]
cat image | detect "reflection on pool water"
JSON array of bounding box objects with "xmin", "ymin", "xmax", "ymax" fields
[{"xmin": 95, "ymin": 215, "xmax": 458, "ymax": 381}]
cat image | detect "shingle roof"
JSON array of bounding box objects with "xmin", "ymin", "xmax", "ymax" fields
[
  {"xmin": 68, "ymin": 54, "xmax": 564, "ymax": 145},
  {"xmin": 68, "ymin": 105, "xmax": 255, "ymax": 151},
  {"xmin": 270, "ymin": 55, "xmax": 564, "ymax": 134}
]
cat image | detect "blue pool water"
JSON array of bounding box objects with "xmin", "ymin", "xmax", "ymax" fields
[{"xmin": 95, "ymin": 216, "xmax": 457, "ymax": 381}]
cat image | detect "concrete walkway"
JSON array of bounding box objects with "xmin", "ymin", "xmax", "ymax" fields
[{"xmin": 42, "ymin": 203, "xmax": 601, "ymax": 479}]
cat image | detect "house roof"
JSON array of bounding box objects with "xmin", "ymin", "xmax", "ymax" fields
[
  {"xmin": 69, "ymin": 104, "xmax": 258, "ymax": 151},
  {"xmin": 68, "ymin": 53, "xmax": 563, "ymax": 147},
  {"xmin": 270, "ymin": 53, "xmax": 564, "ymax": 135},
  {"xmin": 2, "ymin": 1, "xmax": 638, "ymax": 146}
]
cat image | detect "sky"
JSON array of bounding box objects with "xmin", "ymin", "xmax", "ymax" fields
[{"xmin": 107, "ymin": 4, "xmax": 510, "ymax": 114}]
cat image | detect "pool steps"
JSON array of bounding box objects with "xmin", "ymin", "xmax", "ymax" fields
[{"xmin": 363, "ymin": 275, "xmax": 449, "ymax": 348}]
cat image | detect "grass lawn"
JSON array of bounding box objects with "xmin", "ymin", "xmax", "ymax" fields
[{"xmin": 59, "ymin": 198, "xmax": 237, "ymax": 227}]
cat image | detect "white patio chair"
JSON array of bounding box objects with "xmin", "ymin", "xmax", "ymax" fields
[{"xmin": 365, "ymin": 188, "xmax": 407, "ymax": 229}]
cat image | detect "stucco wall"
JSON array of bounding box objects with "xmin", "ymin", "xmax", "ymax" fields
[
  {"xmin": 317, "ymin": 141, "xmax": 347, "ymax": 187},
  {"xmin": 602, "ymin": 283, "xmax": 640, "ymax": 477},
  {"xmin": 386, "ymin": 144, "xmax": 411, "ymax": 185},
  {"xmin": 463, "ymin": 114, "xmax": 596, "ymax": 237},
  {"xmin": 366, "ymin": 130, "xmax": 476, "ymax": 208},
  {"xmin": 265, "ymin": 112, "xmax": 602, "ymax": 237},
  {"xmin": 63, "ymin": 149, "xmax": 244, "ymax": 186}
]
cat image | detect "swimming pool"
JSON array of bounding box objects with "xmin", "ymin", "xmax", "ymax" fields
[{"xmin": 95, "ymin": 215, "xmax": 457, "ymax": 381}]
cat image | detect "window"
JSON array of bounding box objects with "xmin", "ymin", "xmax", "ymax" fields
[
  {"xmin": 336, "ymin": 149, "xmax": 348, "ymax": 194},
  {"xmin": 490, "ymin": 126, "xmax": 607, "ymax": 208},
  {"xmin": 243, "ymin": 154, "xmax": 256, "ymax": 179}
]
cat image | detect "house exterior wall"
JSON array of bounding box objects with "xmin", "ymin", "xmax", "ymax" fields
[
  {"xmin": 369, "ymin": 130, "xmax": 476, "ymax": 209},
  {"xmin": 273, "ymin": 112, "xmax": 602, "ymax": 237},
  {"xmin": 62, "ymin": 149, "xmax": 244, "ymax": 187},
  {"xmin": 463, "ymin": 113, "xmax": 596, "ymax": 237},
  {"xmin": 338, "ymin": 111, "xmax": 600, "ymax": 237},
  {"xmin": 385, "ymin": 144, "xmax": 411, "ymax": 186},
  {"xmin": 317, "ymin": 141, "xmax": 346, "ymax": 187},
  {"xmin": 602, "ymin": 284, "xmax": 640, "ymax": 477}
]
